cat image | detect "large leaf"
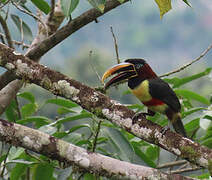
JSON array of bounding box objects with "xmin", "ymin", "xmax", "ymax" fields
[
  {"xmin": 5, "ymin": 100, "xmax": 19, "ymax": 122},
  {"xmin": 18, "ymin": 92, "xmax": 35, "ymax": 103},
  {"xmin": 17, "ymin": 116, "xmax": 51, "ymax": 128},
  {"xmin": 201, "ymin": 137, "xmax": 212, "ymax": 148},
  {"xmin": 10, "ymin": 14, "xmax": 33, "ymax": 41},
  {"xmin": 21, "ymin": 103, "xmax": 38, "ymax": 118},
  {"xmin": 10, "ymin": 163, "xmax": 28, "ymax": 180},
  {"xmin": 184, "ymin": 118, "xmax": 200, "ymax": 133},
  {"xmin": 31, "ymin": 0, "xmax": 50, "ymax": 14},
  {"xmin": 175, "ymin": 89, "xmax": 210, "ymax": 105},
  {"xmin": 45, "ymin": 98, "xmax": 79, "ymax": 108},
  {"xmin": 182, "ymin": 107, "xmax": 205, "ymax": 118},
  {"xmin": 164, "ymin": 68, "xmax": 212, "ymax": 88},
  {"xmin": 102, "ymin": 127, "xmax": 135, "ymax": 162},
  {"xmin": 87, "ymin": 0, "xmax": 106, "ymax": 13},
  {"xmin": 117, "ymin": 0, "xmax": 125, "ymax": 3},
  {"xmin": 61, "ymin": 0, "xmax": 79, "ymax": 16},
  {"xmin": 33, "ymin": 163, "xmax": 54, "ymax": 180},
  {"xmin": 53, "ymin": 124, "xmax": 91, "ymax": 138},
  {"xmin": 182, "ymin": 0, "xmax": 191, "ymax": 7},
  {"xmin": 154, "ymin": 0, "xmax": 172, "ymax": 19},
  {"xmin": 51, "ymin": 112, "xmax": 92, "ymax": 126},
  {"xmin": 131, "ymin": 142, "xmax": 156, "ymax": 168}
]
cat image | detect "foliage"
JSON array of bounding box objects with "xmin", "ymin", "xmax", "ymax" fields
[
  {"xmin": 0, "ymin": 0, "xmax": 211, "ymax": 179},
  {"xmin": 0, "ymin": 66, "xmax": 210, "ymax": 179}
]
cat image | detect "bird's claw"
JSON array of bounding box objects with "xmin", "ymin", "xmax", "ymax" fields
[{"xmin": 161, "ymin": 126, "xmax": 170, "ymax": 136}]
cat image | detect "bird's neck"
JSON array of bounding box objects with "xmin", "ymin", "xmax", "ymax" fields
[
  {"xmin": 128, "ymin": 64, "xmax": 157, "ymax": 89},
  {"xmin": 128, "ymin": 77, "xmax": 143, "ymax": 89}
]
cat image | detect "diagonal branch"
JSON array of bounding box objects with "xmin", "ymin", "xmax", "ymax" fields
[
  {"xmin": 0, "ymin": 43, "xmax": 211, "ymax": 171},
  {"xmin": 160, "ymin": 43, "xmax": 212, "ymax": 77},
  {"xmin": 26, "ymin": 0, "xmax": 129, "ymax": 60},
  {"xmin": 0, "ymin": 118, "xmax": 195, "ymax": 180}
]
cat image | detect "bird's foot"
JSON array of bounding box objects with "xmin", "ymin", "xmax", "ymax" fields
[{"xmin": 160, "ymin": 126, "xmax": 170, "ymax": 136}]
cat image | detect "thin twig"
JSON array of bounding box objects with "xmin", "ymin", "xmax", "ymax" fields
[
  {"xmin": 0, "ymin": 14, "xmax": 14, "ymax": 48},
  {"xmin": 110, "ymin": 26, "xmax": 120, "ymax": 64},
  {"xmin": 89, "ymin": 50, "xmax": 103, "ymax": 85},
  {"xmin": 0, "ymin": 32, "xmax": 29, "ymax": 48},
  {"xmin": 0, "ymin": 0, "xmax": 10, "ymax": 9},
  {"xmin": 170, "ymin": 166, "xmax": 202, "ymax": 174},
  {"xmin": 11, "ymin": 1, "xmax": 48, "ymax": 35},
  {"xmin": 160, "ymin": 43, "xmax": 212, "ymax": 78},
  {"xmin": 48, "ymin": 0, "xmax": 55, "ymax": 22},
  {"xmin": 0, "ymin": 146, "xmax": 11, "ymax": 177},
  {"xmin": 92, "ymin": 120, "xmax": 102, "ymax": 152},
  {"xmin": 20, "ymin": 18, "xmax": 24, "ymax": 44},
  {"xmin": 15, "ymin": 96, "xmax": 21, "ymax": 120},
  {"xmin": 157, "ymin": 160, "xmax": 187, "ymax": 169}
]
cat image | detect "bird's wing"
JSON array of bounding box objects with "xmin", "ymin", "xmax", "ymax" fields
[{"xmin": 148, "ymin": 78, "xmax": 181, "ymax": 112}]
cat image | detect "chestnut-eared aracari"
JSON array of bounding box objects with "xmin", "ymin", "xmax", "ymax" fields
[{"xmin": 102, "ymin": 59, "xmax": 187, "ymax": 137}]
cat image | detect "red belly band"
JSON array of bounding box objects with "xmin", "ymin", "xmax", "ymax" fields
[{"xmin": 143, "ymin": 98, "xmax": 164, "ymax": 106}]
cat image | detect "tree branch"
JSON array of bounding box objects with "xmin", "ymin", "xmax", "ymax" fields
[
  {"xmin": 0, "ymin": 43, "xmax": 211, "ymax": 171},
  {"xmin": 26, "ymin": 0, "xmax": 129, "ymax": 60},
  {"xmin": 0, "ymin": 14, "xmax": 14, "ymax": 49},
  {"xmin": 0, "ymin": 118, "xmax": 195, "ymax": 180},
  {"xmin": 160, "ymin": 43, "xmax": 212, "ymax": 77}
]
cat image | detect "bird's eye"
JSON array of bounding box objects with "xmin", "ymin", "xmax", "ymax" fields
[{"xmin": 135, "ymin": 64, "xmax": 143, "ymax": 69}]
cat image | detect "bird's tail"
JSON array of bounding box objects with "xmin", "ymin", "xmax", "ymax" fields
[{"xmin": 171, "ymin": 113, "xmax": 187, "ymax": 137}]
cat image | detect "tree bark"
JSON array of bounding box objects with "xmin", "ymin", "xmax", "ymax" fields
[
  {"xmin": 0, "ymin": 118, "xmax": 196, "ymax": 180},
  {"xmin": 0, "ymin": 43, "xmax": 211, "ymax": 172}
]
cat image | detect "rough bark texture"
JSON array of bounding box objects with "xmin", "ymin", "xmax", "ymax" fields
[
  {"xmin": 0, "ymin": 43, "xmax": 211, "ymax": 172},
  {"xmin": 0, "ymin": 118, "xmax": 197, "ymax": 180}
]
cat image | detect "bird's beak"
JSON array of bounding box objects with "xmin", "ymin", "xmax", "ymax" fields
[{"xmin": 102, "ymin": 62, "xmax": 137, "ymax": 89}]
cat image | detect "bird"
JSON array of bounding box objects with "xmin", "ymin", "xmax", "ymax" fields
[{"xmin": 101, "ymin": 58, "xmax": 187, "ymax": 137}]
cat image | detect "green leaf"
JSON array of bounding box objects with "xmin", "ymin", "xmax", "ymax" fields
[
  {"xmin": 17, "ymin": 116, "xmax": 51, "ymax": 128},
  {"xmin": 10, "ymin": 14, "xmax": 33, "ymax": 41},
  {"xmin": 61, "ymin": 0, "xmax": 79, "ymax": 16},
  {"xmin": 31, "ymin": 0, "xmax": 51, "ymax": 14},
  {"xmin": 117, "ymin": 0, "xmax": 125, "ymax": 3},
  {"xmin": 45, "ymin": 98, "xmax": 79, "ymax": 108},
  {"xmin": 175, "ymin": 89, "xmax": 210, "ymax": 105},
  {"xmin": 200, "ymin": 126, "xmax": 212, "ymax": 142},
  {"xmin": 33, "ymin": 163, "xmax": 54, "ymax": 180},
  {"xmin": 0, "ymin": 154, "xmax": 7, "ymax": 164},
  {"xmin": 102, "ymin": 127, "xmax": 135, "ymax": 162},
  {"xmin": 5, "ymin": 100, "xmax": 19, "ymax": 122},
  {"xmin": 84, "ymin": 173, "xmax": 95, "ymax": 180},
  {"xmin": 201, "ymin": 137, "xmax": 212, "ymax": 148},
  {"xmin": 21, "ymin": 103, "xmax": 38, "ymax": 118},
  {"xmin": 184, "ymin": 118, "xmax": 200, "ymax": 133},
  {"xmin": 18, "ymin": 92, "xmax": 35, "ymax": 103},
  {"xmin": 165, "ymin": 68, "xmax": 212, "ymax": 88},
  {"xmin": 146, "ymin": 146, "xmax": 159, "ymax": 161},
  {"xmin": 10, "ymin": 163, "xmax": 28, "ymax": 180},
  {"xmin": 182, "ymin": 107, "xmax": 205, "ymax": 118},
  {"xmin": 63, "ymin": 132, "xmax": 82, "ymax": 144},
  {"xmin": 203, "ymin": 115, "xmax": 212, "ymax": 121},
  {"xmin": 87, "ymin": 0, "xmax": 106, "ymax": 13},
  {"xmin": 1, "ymin": 0, "xmax": 7, "ymax": 3},
  {"xmin": 131, "ymin": 142, "xmax": 156, "ymax": 168},
  {"xmin": 182, "ymin": 0, "xmax": 191, "ymax": 7},
  {"xmin": 53, "ymin": 124, "xmax": 91, "ymax": 138},
  {"xmin": 57, "ymin": 107, "xmax": 76, "ymax": 115},
  {"xmin": 154, "ymin": 0, "xmax": 172, "ymax": 19},
  {"xmin": 39, "ymin": 125, "xmax": 57, "ymax": 135},
  {"xmin": 51, "ymin": 112, "xmax": 92, "ymax": 126}
]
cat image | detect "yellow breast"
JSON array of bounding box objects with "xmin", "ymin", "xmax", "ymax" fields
[{"xmin": 130, "ymin": 80, "xmax": 152, "ymax": 102}]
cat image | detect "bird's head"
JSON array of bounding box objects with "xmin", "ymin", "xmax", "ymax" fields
[{"xmin": 102, "ymin": 59, "xmax": 157, "ymax": 89}]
